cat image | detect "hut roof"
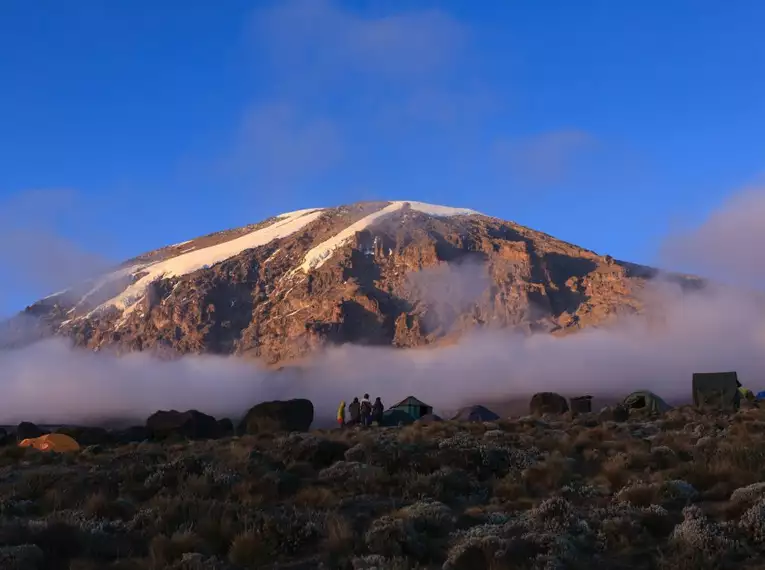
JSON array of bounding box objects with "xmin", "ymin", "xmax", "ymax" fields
[{"xmin": 389, "ymin": 395, "xmax": 431, "ymax": 409}]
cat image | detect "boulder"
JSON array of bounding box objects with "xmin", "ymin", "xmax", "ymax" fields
[
  {"xmin": 529, "ymin": 392, "xmax": 569, "ymax": 416},
  {"xmin": 55, "ymin": 426, "xmax": 111, "ymax": 446},
  {"xmin": 451, "ymin": 405, "xmax": 500, "ymax": 422},
  {"xmin": 16, "ymin": 422, "xmax": 43, "ymax": 441},
  {"xmin": 217, "ymin": 418, "xmax": 235, "ymax": 437},
  {"xmin": 146, "ymin": 410, "xmax": 221, "ymax": 441},
  {"xmin": 112, "ymin": 426, "xmax": 149, "ymax": 444},
  {"xmin": 238, "ymin": 399, "xmax": 314, "ymax": 435}
]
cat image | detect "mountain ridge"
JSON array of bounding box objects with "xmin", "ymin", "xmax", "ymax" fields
[{"xmin": 7, "ymin": 200, "xmax": 703, "ymax": 362}]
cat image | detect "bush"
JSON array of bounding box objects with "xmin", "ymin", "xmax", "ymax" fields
[{"xmin": 2, "ymin": 405, "xmax": 765, "ymax": 568}]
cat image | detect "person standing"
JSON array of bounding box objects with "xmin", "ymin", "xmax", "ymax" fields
[
  {"xmin": 336, "ymin": 400, "xmax": 346, "ymax": 428},
  {"xmin": 372, "ymin": 397, "xmax": 384, "ymax": 425},
  {"xmin": 360, "ymin": 394, "xmax": 372, "ymax": 427},
  {"xmin": 349, "ymin": 397, "xmax": 360, "ymax": 426}
]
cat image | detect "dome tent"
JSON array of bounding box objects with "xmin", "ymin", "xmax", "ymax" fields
[
  {"xmin": 385, "ymin": 396, "xmax": 433, "ymax": 420},
  {"xmin": 381, "ymin": 396, "xmax": 434, "ymax": 426},
  {"xmin": 19, "ymin": 433, "xmax": 80, "ymax": 452},
  {"xmin": 451, "ymin": 405, "xmax": 500, "ymax": 422},
  {"xmin": 622, "ymin": 391, "xmax": 671, "ymax": 415},
  {"xmin": 415, "ymin": 413, "xmax": 443, "ymax": 424}
]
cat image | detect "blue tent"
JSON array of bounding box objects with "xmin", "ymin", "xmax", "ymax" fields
[{"xmin": 757, "ymin": 391, "xmax": 765, "ymax": 400}]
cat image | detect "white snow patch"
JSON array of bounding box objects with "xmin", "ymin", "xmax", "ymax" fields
[
  {"xmin": 87, "ymin": 208, "xmax": 325, "ymax": 317},
  {"xmin": 41, "ymin": 289, "xmax": 68, "ymax": 301},
  {"xmin": 263, "ymin": 248, "xmax": 281, "ymax": 265},
  {"xmin": 284, "ymin": 307, "xmax": 307, "ymax": 318},
  {"xmin": 73, "ymin": 265, "xmax": 143, "ymax": 313},
  {"xmin": 172, "ymin": 240, "xmax": 193, "ymax": 248},
  {"xmin": 400, "ymin": 201, "xmax": 480, "ymax": 217},
  {"xmin": 294, "ymin": 200, "xmax": 479, "ymax": 273},
  {"xmin": 275, "ymin": 207, "xmax": 324, "ymax": 218}
]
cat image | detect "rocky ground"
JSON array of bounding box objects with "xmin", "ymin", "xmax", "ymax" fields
[{"xmin": 2, "ymin": 405, "xmax": 765, "ymax": 570}]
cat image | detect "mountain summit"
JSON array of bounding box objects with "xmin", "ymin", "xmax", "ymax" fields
[{"xmin": 15, "ymin": 200, "xmax": 691, "ymax": 363}]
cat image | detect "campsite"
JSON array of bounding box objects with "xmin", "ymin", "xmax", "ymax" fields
[
  {"xmin": 1, "ymin": 372, "xmax": 765, "ymax": 569},
  {"xmin": 4, "ymin": 1, "xmax": 765, "ymax": 567}
]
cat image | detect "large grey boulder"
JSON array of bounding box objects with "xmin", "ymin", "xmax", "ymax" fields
[{"xmin": 238, "ymin": 399, "xmax": 314, "ymax": 435}]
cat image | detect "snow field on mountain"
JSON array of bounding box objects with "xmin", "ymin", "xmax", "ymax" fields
[
  {"xmin": 51, "ymin": 201, "xmax": 478, "ymax": 320},
  {"xmin": 295, "ymin": 200, "xmax": 479, "ymax": 273},
  {"xmin": 88, "ymin": 208, "xmax": 326, "ymax": 317}
]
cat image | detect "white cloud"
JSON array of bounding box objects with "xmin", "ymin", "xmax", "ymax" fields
[
  {"xmin": 0, "ymin": 189, "xmax": 114, "ymax": 309},
  {"xmin": 4, "ymin": 278, "xmax": 765, "ymax": 425},
  {"xmin": 254, "ymin": 0, "xmax": 466, "ymax": 81},
  {"xmin": 494, "ymin": 130, "xmax": 597, "ymax": 186},
  {"xmin": 660, "ymin": 185, "xmax": 765, "ymax": 287},
  {"xmin": 226, "ymin": 102, "xmax": 344, "ymax": 187}
]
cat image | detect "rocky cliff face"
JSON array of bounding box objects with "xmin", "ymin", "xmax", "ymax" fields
[{"xmin": 11, "ymin": 201, "xmax": 700, "ymax": 364}]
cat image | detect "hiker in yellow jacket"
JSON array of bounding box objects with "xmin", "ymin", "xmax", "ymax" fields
[
  {"xmin": 337, "ymin": 400, "xmax": 346, "ymax": 428},
  {"xmin": 740, "ymin": 387, "xmax": 756, "ymax": 403}
]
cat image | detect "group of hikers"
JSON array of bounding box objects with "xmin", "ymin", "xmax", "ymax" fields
[{"xmin": 336, "ymin": 394, "xmax": 384, "ymax": 427}]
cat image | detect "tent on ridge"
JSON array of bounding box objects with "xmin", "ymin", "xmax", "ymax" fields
[
  {"xmin": 382, "ymin": 396, "xmax": 433, "ymax": 426},
  {"xmin": 622, "ymin": 391, "xmax": 672, "ymax": 414},
  {"xmin": 451, "ymin": 405, "xmax": 500, "ymax": 422},
  {"xmin": 19, "ymin": 433, "xmax": 80, "ymax": 452},
  {"xmin": 692, "ymin": 371, "xmax": 741, "ymax": 411},
  {"xmin": 756, "ymin": 391, "xmax": 765, "ymax": 400},
  {"xmin": 415, "ymin": 413, "xmax": 444, "ymax": 424},
  {"xmin": 381, "ymin": 409, "xmax": 416, "ymax": 427}
]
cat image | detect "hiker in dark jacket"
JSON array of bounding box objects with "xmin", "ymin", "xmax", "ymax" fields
[
  {"xmin": 372, "ymin": 397, "xmax": 384, "ymax": 425},
  {"xmin": 360, "ymin": 394, "xmax": 372, "ymax": 427},
  {"xmin": 349, "ymin": 397, "xmax": 361, "ymax": 425}
]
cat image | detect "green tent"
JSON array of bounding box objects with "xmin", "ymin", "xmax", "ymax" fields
[
  {"xmin": 622, "ymin": 391, "xmax": 672, "ymax": 414},
  {"xmin": 692, "ymin": 372, "xmax": 741, "ymax": 411},
  {"xmin": 385, "ymin": 396, "xmax": 433, "ymax": 421},
  {"xmin": 381, "ymin": 409, "xmax": 416, "ymax": 427}
]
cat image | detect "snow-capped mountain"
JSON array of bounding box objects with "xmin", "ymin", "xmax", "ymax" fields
[{"xmin": 9, "ymin": 200, "xmax": 700, "ymax": 362}]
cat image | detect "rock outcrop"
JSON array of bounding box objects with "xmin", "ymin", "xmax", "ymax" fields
[
  {"xmin": 146, "ymin": 410, "xmax": 221, "ymax": 440},
  {"xmin": 55, "ymin": 426, "xmax": 111, "ymax": 446},
  {"xmin": 16, "ymin": 422, "xmax": 43, "ymax": 441},
  {"xmin": 112, "ymin": 426, "xmax": 149, "ymax": 444},
  {"xmin": 529, "ymin": 392, "xmax": 570, "ymax": 415},
  {"xmin": 217, "ymin": 418, "xmax": 235, "ymax": 437},
  {"xmin": 238, "ymin": 399, "xmax": 314, "ymax": 434}
]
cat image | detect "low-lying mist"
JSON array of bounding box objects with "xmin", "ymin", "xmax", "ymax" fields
[{"xmin": 1, "ymin": 279, "xmax": 763, "ymax": 426}]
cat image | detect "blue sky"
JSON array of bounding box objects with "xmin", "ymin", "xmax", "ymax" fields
[{"xmin": 1, "ymin": 0, "xmax": 764, "ymax": 315}]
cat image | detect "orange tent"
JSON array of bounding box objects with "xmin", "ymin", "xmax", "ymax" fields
[{"xmin": 18, "ymin": 433, "xmax": 81, "ymax": 452}]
